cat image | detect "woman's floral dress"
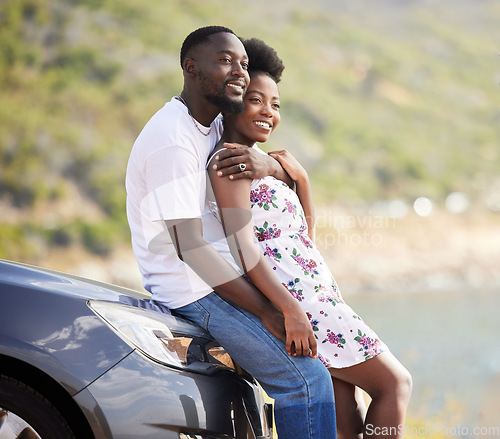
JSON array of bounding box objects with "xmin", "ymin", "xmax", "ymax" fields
[{"xmin": 208, "ymin": 147, "xmax": 387, "ymax": 368}]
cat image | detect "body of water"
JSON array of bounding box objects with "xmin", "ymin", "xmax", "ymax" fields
[{"xmin": 346, "ymin": 288, "xmax": 500, "ymax": 436}]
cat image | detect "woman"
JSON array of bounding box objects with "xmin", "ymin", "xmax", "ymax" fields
[{"xmin": 207, "ymin": 38, "xmax": 412, "ymax": 439}]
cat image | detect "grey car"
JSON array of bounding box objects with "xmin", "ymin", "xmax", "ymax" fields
[{"xmin": 0, "ymin": 259, "xmax": 273, "ymax": 439}]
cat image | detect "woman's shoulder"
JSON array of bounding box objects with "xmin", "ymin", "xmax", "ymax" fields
[
  {"xmin": 252, "ymin": 144, "xmax": 267, "ymax": 155},
  {"xmin": 206, "ymin": 142, "xmax": 226, "ymax": 171}
]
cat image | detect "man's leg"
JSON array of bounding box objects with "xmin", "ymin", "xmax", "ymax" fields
[{"xmin": 172, "ymin": 293, "xmax": 337, "ymax": 439}]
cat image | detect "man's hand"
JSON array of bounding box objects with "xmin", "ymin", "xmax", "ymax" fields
[
  {"xmin": 211, "ymin": 143, "xmax": 276, "ymax": 180},
  {"xmin": 212, "ymin": 143, "xmax": 293, "ymax": 187}
]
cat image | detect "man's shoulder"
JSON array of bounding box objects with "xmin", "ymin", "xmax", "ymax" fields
[
  {"xmin": 143, "ymin": 99, "xmax": 184, "ymax": 132},
  {"xmin": 133, "ymin": 99, "xmax": 190, "ymax": 150}
]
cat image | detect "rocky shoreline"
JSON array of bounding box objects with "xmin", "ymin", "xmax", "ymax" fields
[
  {"xmin": 42, "ymin": 208, "xmax": 500, "ymax": 298},
  {"xmin": 317, "ymin": 207, "xmax": 500, "ymax": 296}
]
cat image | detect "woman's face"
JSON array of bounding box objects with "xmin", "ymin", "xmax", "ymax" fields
[{"xmin": 226, "ymin": 72, "xmax": 280, "ymax": 145}]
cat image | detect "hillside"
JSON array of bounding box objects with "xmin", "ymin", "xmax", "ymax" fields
[{"xmin": 1, "ymin": 0, "xmax": 499, "ymax": 267}]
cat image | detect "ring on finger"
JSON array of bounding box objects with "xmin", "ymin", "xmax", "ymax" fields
[{"xmin": 238, "ymin": 163, "xmax": 246, "ymax": 172}]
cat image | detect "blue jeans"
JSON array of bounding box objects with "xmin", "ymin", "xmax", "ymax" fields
[{"xmin": 173, "ymin": 292, "xmax": 337, "ymax": 439}]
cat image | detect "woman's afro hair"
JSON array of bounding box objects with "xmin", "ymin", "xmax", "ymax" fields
[{"xmin": 242, "ymin": 38, "xmax": 285, "ymax": 83}]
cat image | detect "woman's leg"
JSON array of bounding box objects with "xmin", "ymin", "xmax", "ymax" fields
[
  {"xmin": 330, "ymin": 351, "xmax": 412, "ymax": 439},
  {"xmin": 331, "ymin": 377, "xmax": 366, "ymax": 439}
]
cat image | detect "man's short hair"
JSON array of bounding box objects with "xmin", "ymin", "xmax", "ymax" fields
[{"xmin": 180, "ymin": 25, "xmax": 235, "ymax": 67}]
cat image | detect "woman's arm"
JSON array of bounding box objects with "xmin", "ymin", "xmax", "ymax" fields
[
  {"xmin": 165, "ymin": 217, "xmax": 286, "ymax": 342},
  {"xmin": 268, "ymin": 150, "xmax": 316, "ymax": 241},
  {"xmin": 208, "ymin": 159, "xmax": 317, "ymax": 358}
]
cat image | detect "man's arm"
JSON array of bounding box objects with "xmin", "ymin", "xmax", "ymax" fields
[
  {"xmin": 165, "ymin": 217, "xmax": 286, "ymax": 342},
  {"xmin": 211, "ymin": 143, "xmax": 294, "ymax": 187}
]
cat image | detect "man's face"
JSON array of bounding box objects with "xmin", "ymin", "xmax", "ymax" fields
[{"xmin": 194, "ymin": 33, "xmax": 250, "ymax": 113}]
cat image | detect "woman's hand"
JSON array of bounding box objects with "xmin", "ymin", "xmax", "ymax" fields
[
  {"xmin": 259, "ymin": 305, "xmax": 286, "ymax": 343},
  {"xmin": 283, "ymin": 305, "xmax": 317, "ymax": 359},
  {"xmin": 268, "ymin": 149, "xmax": 308, "ymax": 183}
]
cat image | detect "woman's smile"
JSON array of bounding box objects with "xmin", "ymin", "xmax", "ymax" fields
[
  {"xmin": 224, "ymin": 72, "xmax": 281, "ymax": 146},
  {"xmin": 254, "ymin": 119, "xmax": 273, "ymax": 130}
]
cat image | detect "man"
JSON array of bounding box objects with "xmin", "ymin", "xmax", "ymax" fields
[{"xmin": 126, "ymin": 26, "xmax": 336, "ymax": 439}]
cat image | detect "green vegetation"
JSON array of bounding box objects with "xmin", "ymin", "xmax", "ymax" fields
[{"xmin": 1, "ymin": 0, "xmax": 499, "ymax": 260}]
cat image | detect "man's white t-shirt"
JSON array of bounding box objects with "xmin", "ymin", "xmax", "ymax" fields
[{"xmin": 126, "ymin": 97, "xmax": 241, "ymax": 308}]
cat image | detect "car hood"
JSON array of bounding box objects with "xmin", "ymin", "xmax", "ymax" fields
[
  {"xmin": 0, "ymin": 259, "xmax": 165, "ymax": 394},
  {"xmin": 0, "ymin": 259, "xmax": 151, "ymax": 302}
]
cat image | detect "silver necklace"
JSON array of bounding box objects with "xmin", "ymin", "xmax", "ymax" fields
[{"xmin": 176, "ymin": 95, "xmax": 212, "ymax": 137}]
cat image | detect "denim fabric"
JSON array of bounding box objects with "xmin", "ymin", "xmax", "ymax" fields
[{"xmin": 172, "ymin": 292, "xmax": 337, "ymax": 439}]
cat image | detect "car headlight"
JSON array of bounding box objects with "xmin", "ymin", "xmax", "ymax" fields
[{"xmin": 88, "ymin": 300, "xmax": 235, "ymax": 374}]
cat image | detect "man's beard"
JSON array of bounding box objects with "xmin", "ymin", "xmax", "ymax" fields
[{"xmin": 199, "ymin": 71, "xmax": 245, "ymax": 114}]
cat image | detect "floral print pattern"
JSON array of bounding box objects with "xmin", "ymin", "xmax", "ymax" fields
[
  {"xmin": 283, "ymin": 278, "xmax": 304, "ymax": 302},
  {"xmin": 354, "ymin": 329, "xmax": 382, "ymax": 360},
  {"xmin": 291, "ymin": 248, "xmax": 319, "ymax": 278},
  {"xmin": 254, "ymin": 221, "xmax": 281, "ymax": 242},
  {"xmin": 299, "ymin": 234, "xmax": 313, "ymax": 248},
  {"xmin": 264, "ymin": 245, "xmax": 281, "ymax": 263},
  {"xmin": 314, "ymin": 284, "xmax": 344, "ymax": 306},
  {"xmin": 282, "ymin": 200, "xmax": 297, "ymax": 219},
  {"xmin": 323, "ymin": 329, "xmax": 346, "ymax": 348},
  {"xmin": 247, "ymin": 168, "xmax": 387, "ymax": 369},
  {"xmin": 250, "ymin": 183, "xmax": 278, "ymax": 211}
]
